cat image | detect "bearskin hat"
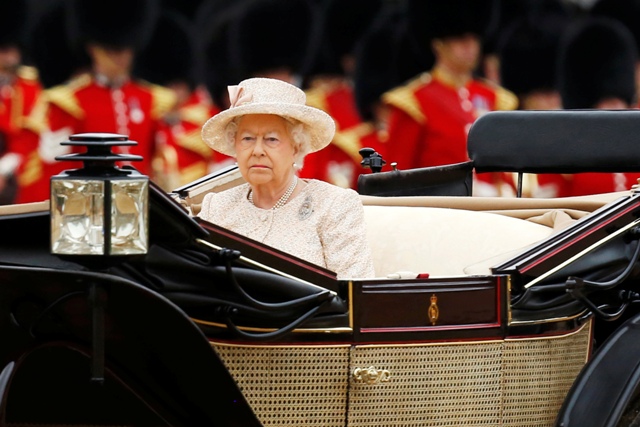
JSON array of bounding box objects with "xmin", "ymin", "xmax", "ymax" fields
[
  {"xmin": 407, "ymin": 0, "xmax": 498, "ymax": 47},
  {"xmin": 558, "ymin": 17, "xmax": 637, "ymax": 109},
  {"xmin": 193, "ymin": 0, "xmax": 241, "ymax": 30},
  {"xmin": 160, "ymin": 0, "xmax": 205, "ymax": 21},
  {"xmin": 199, "ymin": 1, "xmax": 251, "ymax": 108},
  {"xmin": 354, "ymin": 5, "xmax": 433, "ymax": 121},
  {"xmin": 26, "ymin": 1, "xmax": 91, "ymax": 88},
  {"xmin": 308, "ymin": 0, "xmax": 384, "ymax": 77},
  {"xmin": 134, "ymin": 12, "xmax": 198, "ymax": 89},
  {"xmin": 67, "ymin": 0, "xmax": 160, "ymax": 51},
  {"xmin": 498, "ymin": 8, "xmax": 570, "ymax": 96},
  {"xmin": 353, "ymin": 10, "xmax": 401, "ymax": 122},
  {"xmin": 227, "ymin": 0, "xmax": 317, "ymax": 79},
  {"xmin": 0, "ymin": 0, "xmax": 27, "ymax": 48},
  {"xmin": 591, "ymin": 0, "xmax": 640, "ymax": 54}
]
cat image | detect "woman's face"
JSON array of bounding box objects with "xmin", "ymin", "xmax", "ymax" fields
[{"xmin": 234, "ymin": 114, "xmax": 297, "ymax": 188}]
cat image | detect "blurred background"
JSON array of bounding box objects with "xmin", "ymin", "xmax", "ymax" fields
[{"xmin": 0, "ymin": 0, "xmax": 637, "ymax": 204}]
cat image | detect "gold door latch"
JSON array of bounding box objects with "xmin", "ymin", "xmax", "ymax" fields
[{"xmin": 352, "ymin": 366, "xmax": 391, "ymax": 385}]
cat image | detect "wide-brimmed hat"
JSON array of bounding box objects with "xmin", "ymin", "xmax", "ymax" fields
[{"xmin": 201, "ymin": 78, "xmax": 336, "ymax": 156}]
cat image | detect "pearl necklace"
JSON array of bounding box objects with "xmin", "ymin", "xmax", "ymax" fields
[{"xmin": 249, "ymin": 176, "xmax": 298, "ymax": 210}]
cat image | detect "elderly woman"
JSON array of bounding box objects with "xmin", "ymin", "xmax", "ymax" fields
[{"xmin": 198, "ymin": 78, "xmax": 375, "ymax": 279}]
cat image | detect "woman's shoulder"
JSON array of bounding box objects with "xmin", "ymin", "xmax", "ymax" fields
[{"xmin": 199, "ymin": 183, "xmax": 249, "ymax": 218}]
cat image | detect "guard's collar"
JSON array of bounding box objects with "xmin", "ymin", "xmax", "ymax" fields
[{"xmin": 94, "ymin": 73, "xmax": 129, "ymax": 89}]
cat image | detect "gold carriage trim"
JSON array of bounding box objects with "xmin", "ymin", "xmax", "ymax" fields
[{"xmin": 193, "ymin": 317, "xmax": 352, "ymax": 335}]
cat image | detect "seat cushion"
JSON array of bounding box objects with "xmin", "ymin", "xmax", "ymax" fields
[{"xmin": 363, "ymin": 205, "xmax": 554, "ymax": 277}]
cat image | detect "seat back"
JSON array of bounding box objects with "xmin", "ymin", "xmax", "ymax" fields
[
  {"xmin": 468, "ymin": 110, "xmax": 640, "ymax": 173},
  {"xmin": 357, "ymin": 161, "xmax": 473, "ymax": 197},
  {"xmin": 468, "ymin": 109, "xmax": 640, "ymax": 196}
]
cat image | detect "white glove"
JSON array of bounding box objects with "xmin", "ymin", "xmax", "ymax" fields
[
  {"xmin": 386, "ymin": 271, "xmax": 420, "ymax": 280},
  {"xmin": 38, "ymin": 127, "xmax": 73, "ymax": 164},
  {"xmin": 0, "ymin": 152, "xmax": 21, "ymax": 176}
]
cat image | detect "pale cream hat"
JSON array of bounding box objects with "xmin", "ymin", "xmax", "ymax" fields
[{"xmin": 201, "ymin": 77, "xmax": 336, "ymax": 156}]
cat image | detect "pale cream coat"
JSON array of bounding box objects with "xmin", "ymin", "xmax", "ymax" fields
[{"xmin": 198, "ymin": 179, "xmax": 376, "ymax": 279}]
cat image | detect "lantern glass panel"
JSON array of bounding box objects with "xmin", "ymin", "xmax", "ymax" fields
[
  {"xmin": 110, "ymin": 179, "xmax": 149, "ymax": 255},
  {"xmin": 51, "ymin": 179, "xmax": 105, "ymax": 255}
]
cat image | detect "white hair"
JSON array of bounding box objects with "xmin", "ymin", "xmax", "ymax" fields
[{"xmin": 223, "ymin": 116, "xmax": 312, "ymax": 170}]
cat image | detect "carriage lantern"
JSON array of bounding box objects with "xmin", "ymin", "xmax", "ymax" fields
[{"xmin": 50, "ymin": 133, "xmax": 149, "ymax": 258}]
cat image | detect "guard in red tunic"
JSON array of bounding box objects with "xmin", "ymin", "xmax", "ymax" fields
[
  {"xmin": 299, "ymin": 0, "xmax": 385, "ymax": 189},
  {"xmin": 537, "ymin": 17, "xmax": 640, "ymax": 197},
  {"xmin": 2, "ymin": 66, "xmax": 43, "ymax": 204},
  {"xmin": 152, "ymin": 88, "xmax": 232, "ymax": 190},
  {"xmin": 384, "ymin": 70, "xmax": 517, "ymax": 169},
  {"xmin": 302, "ymin": 79, "xmax": 384, "ymax": 189},
  {"xmin": 382, "ymin": 1, "xmax": 518, "ymax": 196},
  {"xmin": 352, "ymin": 3, "xmax": 434, "ymax": 177},
  {"xmin": 495, "ymin": 3, "xmax": 572, "ymax": 197},
  {"xmin": 134, "ymin": 11, "xmax": 232, "ymax": 191},
  {"xmin": 33, "ymin": 0, "xmax": 176, "ymax": 200},
  {"xmin": 0, "ymin": 1, "xmax": 44, "ymax": 204}
]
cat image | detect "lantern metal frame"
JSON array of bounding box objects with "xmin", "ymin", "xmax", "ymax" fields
[{"xmin": 50, "ymin": 133, "xmax": 149, "ymax": 261}]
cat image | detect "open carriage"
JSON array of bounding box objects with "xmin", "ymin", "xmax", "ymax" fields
[{"xmin": 0, "ymin": 110, "xmax": 639, "ymax": 426}]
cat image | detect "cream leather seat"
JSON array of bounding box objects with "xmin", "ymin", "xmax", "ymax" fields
[{"xmin": 363, "ymin": 205, "xmax": 554, "ymax": 277}]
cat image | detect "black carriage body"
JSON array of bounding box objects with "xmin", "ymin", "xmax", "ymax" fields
[
  {"xmin": 2, "ymin": 111, "xmax": 640, "ymax": 426},
  {"xmin": 0, "ymin": 180, "xmax": 599, "ymax": 427}
]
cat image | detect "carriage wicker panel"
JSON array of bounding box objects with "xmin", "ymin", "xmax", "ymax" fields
[
  {"xmin": 501, "ymin": 324, "xmax": 592, "ymax": 427},
  {"xmin": 348, "ymin": 342, "xmax": 504, "ymax": 426},
  {"xmin": 213, "ymin": 344, "xmax": 350, "ymax": 426},
  {"xmin": 212, "ymin": 321, "xmax": 591, "ymax": 426}
]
